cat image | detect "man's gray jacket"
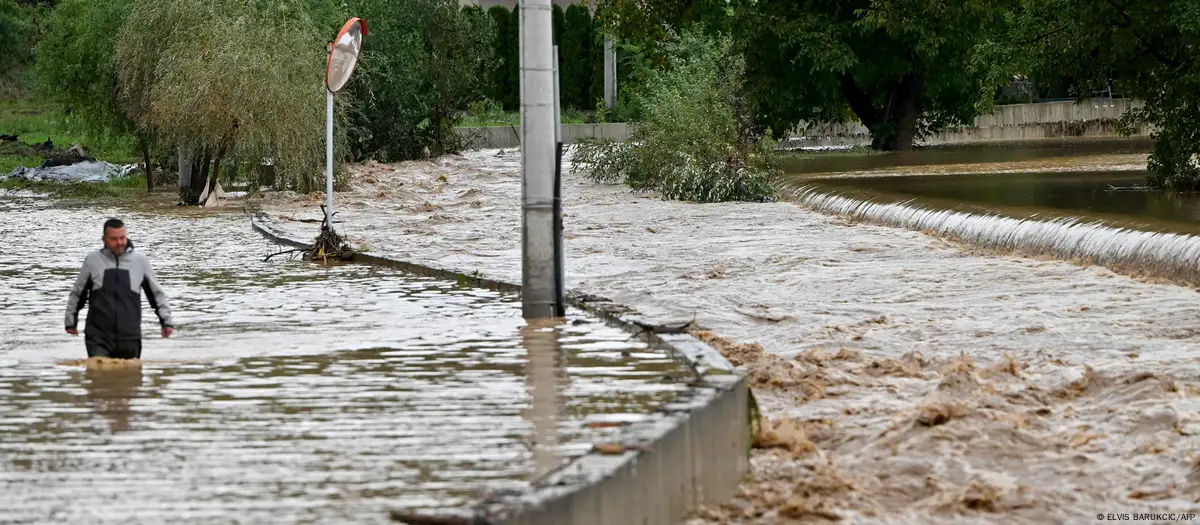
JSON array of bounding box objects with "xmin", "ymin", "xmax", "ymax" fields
[{"xmin": 65, "ymin": 240, "xmax": 173, "ymax": 340}]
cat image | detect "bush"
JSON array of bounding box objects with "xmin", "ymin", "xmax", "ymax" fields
[{"xmin": 571, "ymin": 29, "xmax": 778, "ymax": 203}]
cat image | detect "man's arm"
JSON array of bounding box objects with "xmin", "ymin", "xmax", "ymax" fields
[
  {"xmin": 140, "ymin": 258, "xmax": 174, "ymax": 336},
  {"xmin": 65, "ymin": 255, "xmax": 92, "ymax": 334}
]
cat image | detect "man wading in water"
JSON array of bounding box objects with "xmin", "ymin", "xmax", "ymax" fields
[{"xmin": 64, "ymin": 218, "xmax": 174, "ymax": 359}]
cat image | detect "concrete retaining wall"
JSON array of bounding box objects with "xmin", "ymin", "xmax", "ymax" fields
[
  {"xmin": 247, "ymin": 213, "xmax": 750, "ymax": 525},
  {"xmin": 456, "ymin": 98, "xmax": 1149, "ymax": 151},
  {"xmin": 457, "ymin": 123, "xmax": 630, "ymax": 150},
  {"xmin": 785, "ymin": 98, "xmax": 1149, "ymax": 148}
]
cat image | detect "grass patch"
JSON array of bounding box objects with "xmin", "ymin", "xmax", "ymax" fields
[
  {"xmin": 1, "ymin": 174, "xmax": 154, "ymax": 199},
  {"xmin": 0, "ymin": 97, "xmax": 140, "ymax": 176}
]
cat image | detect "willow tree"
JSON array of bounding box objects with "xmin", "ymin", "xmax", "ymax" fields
[{"xmin": 115, "ymin": 0, "xmax": 328, "ymax": 194}]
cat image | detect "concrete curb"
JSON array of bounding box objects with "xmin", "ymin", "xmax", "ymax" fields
[{"xmin": 246, "ymin": 212, "xmax": 751, "ymax": 525}]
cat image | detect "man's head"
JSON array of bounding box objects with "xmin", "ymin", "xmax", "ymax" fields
[{"xmin": 102, "ymin": 218, "xmax": 127, "ymax": 255}]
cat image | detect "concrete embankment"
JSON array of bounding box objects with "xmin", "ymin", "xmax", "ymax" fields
[{"xmin": 456, "ymin": 98, "xmax": 1148, "ymax": 150}]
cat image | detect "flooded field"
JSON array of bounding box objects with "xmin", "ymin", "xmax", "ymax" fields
[{"xmin": 0, "ymin": 196, "xmax": 692, "ymax": 524}]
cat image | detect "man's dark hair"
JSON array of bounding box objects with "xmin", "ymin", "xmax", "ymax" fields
[{"xmin": 103, "ymin": 218, "xmax": 124, "ymax": 234}]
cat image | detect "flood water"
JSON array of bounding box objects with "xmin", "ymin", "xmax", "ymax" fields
[
  {"xmin": 779, "ymin": 138, "xmax": 1200, "ymax": 232},
  {"xmin": 0, "ymin": 197, "xmax": 691, "ymax": 523},
  {"xmin": 780, "ymin": 137, "xmax": 1154, "ymax": 174},
  {"xmin": 779, "ymin": 138, "xmax": 1200, "ymax": 283}
]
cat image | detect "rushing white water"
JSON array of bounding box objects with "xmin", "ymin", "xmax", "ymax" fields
[{"xmin": 783, "ymin": 184, "xmax": 1200, "ymax": 285}]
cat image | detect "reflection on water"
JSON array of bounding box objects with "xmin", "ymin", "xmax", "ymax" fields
[
  {"xmin": 82, "ymin": 359, "xmax": 144, "ymax": 433},
  {"xmin": 780, "ymin": 137, "xmax": 1153, "ymax": 174},
  {"xmin": 0, "ymin": 197, "xmax": 690, "ymax": 523},
  {"xmin": 523, "ymin": 318, "xmax": 566, "ymax": 479}
]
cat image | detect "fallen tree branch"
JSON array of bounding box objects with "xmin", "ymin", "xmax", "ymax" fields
[
  {"xmin": 388, "ymin": 511, "xmax": 480, "ymax": 525},
  {"xmin": 263, "ymin": 248, "xmax": 303, "ymax": 262}
]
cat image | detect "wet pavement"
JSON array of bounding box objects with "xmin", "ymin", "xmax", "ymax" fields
[{"xmin": 0, "ymin": 196, "xmax": 692, "ymax": 524}]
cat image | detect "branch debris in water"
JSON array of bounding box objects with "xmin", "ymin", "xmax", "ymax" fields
[{"xmin": 306, "ymin": 205, "xmax": 355, "ymax": 262}]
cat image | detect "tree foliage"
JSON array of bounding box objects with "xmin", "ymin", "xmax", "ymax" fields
[
  {"xmin": 561, "ymin": 4, "xmax": 594, "ymax": 110},
  {"xmin": 486, "ymin": 6, "xmax": 515, "ymax": 109},
  {"xmin": 0, "ymin": 1, "xmax": 34, "ymax": 93},
  {"xmin": 33, "ymin": 0, "xmax": 132, "ymax": 133},
  {"xmin": 572, "ymin": 30, "xmax": 777, "ymax": 203},
  {"xmin": 734, "ymin": 0, "xmax": 1019, "ymax": 150},
  {"xmin": 344, "ymin": 0, "xmax": 495, "ymax": 161},
  {"xmin": 1018, "ymin": 0, "xmax": 1200, "ymax": 191},
  {"xmin": 592, "ymin": 0, "xmax": 731, "ymax": 72}
]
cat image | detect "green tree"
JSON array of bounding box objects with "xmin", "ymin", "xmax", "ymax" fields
[
  {"xmin": 734, "ymin": 0, "xmax": 1019, "ymax": 151},
  {"xmin": 0, "ymin": 1, "xmax": 33, "ymax": 94},
  {"xmin": 561, "ymin": 4, "xmax": 593, "ymax": 110},
  {"xmin": 34, "ymin": 0, "xmax": 130, "ymax": 131},
  {"xmin": 552, "ymin": 3, "xmax": 565, "ymax": 47},
  {"xmin": 1018, "ymin": 0, "xmax": 1200, "ymax": 191},
  {"xmin": 308, "ymin": 0, "xmax": 350, "ymax": 35},
  {"xmin": 572, "ymin": 29, "xmax": 778, "ymax": 203},
  {"xmin": 343, "ymin": 0, "xmax": 495, "ymax": 160},
  {"xmin": 507, "ymin": 6, "xmax": 520, "ymax": 112},
  {"xmin": 486, "ymin": 6, "xmax": 513, "ymax": 108},
  {"xmin": 590, "ymin": 0, "xmax": 731, "ymax": 119},
  {"xmin": 34, "ymin": 0, "xmax": 151, "ymax": 184},
  {"xmin": 592, "ymin": 0, "xmax": 731, "ymax": 73}
]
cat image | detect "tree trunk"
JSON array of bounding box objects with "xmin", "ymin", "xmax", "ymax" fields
[
  {"xmin": 877, "ymin": 74, "xmax": 926, "ymax": 151},
  {"xmin": 193, "ymin": 151, "xmax": 211, "ymax": 194},
  {"xmin": 840, "ymin": 73, "xmax": 928, "ymax": 152},
  {"xmin": 209, "ymin": 156, "xmax": 222, "ymax": 193}
]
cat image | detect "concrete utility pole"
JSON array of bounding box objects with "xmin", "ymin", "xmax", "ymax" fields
[
  {"xmin": 603, "ymin": 36, "xmax": 616, "ymax": 110},
  {"xmin": 520, "ymin": 0, "xmax": 565, "ymax": 319},
  {"xmin": 177, "ymin": 149, "xmax": 191, "ymax": 189},
  {"xmin": 552, "ymin": 44, "xmax": 566, "ymax": 313}
]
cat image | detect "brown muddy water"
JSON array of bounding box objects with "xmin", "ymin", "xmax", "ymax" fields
[
  {"xmin": 780, "ymin": 137, "xmax": 1155, "ymax": 175},
  {"xmin": 780, "ymin": 138, "xmax": 1200, "ymax": 284},
  {"xmin": 0, "ymin": 196, "xmax": 691, "ymax": 523}
]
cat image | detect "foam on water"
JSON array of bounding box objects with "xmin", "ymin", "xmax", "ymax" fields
[{"xmin": 783, "ymin": 184, "xmax": 1200, "ymax": 285}]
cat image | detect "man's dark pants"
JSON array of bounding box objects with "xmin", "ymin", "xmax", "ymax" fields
[{"xmin": 85, "ymin": 335, "xmax": 142, "ymax": 359}]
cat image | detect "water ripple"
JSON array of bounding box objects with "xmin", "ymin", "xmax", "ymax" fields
[{"xmin": 0, "ymin": 197, "xmax": 689, "ymax": 523}]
